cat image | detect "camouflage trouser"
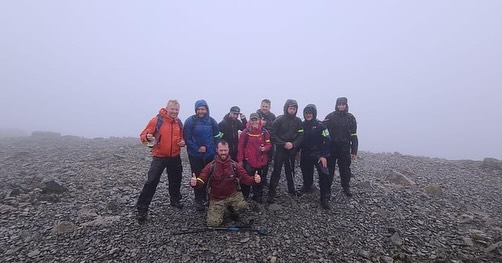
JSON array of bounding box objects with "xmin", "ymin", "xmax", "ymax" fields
[{"xmin": 207, "ymin": 191, "xmax": 247, "ymax": 227}]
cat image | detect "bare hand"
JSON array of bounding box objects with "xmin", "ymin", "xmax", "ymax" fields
[
  {"xmin": 351, "ymin": 154, "xmax": 357, "ymax": 161},
  {"xmin": 178, "ymin": 140, "xmax": 186, "ymax": 147},
  {"xmin": 199, "ymin": 146, "xmax": 207, "ymax": 153},
  {"xmin": 190, "ymin": 173, "xmax": 197, "ymax": 187},
  {"xmin": 319, "ymin": 157, "xmax": 327, "ymax": 168},
  {"xmin": 254, "ymin": 171, "xmax": 261, "ymax": 183},
  {"xmin": 146, "ymin": 133, "xmax": 155, "ymax": 141},
  {"xmin": 284, "ymin": 142, "xmax": 293, "ymax": 150}
]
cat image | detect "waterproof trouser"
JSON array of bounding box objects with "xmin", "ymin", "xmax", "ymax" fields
[
  {"xmin": 241, "ymin": 162, "xmax": 265, "ymax": 200},
  {"xmin": 327, "ymin": 150, "xmax": 352, "ymax": 189},
  {"xmin": 300, "ymin": 155, "xmax": 333, "ymax": 201},
  {"xmin": 188, "ymin": 155, "xmax": 213, "ymax": 205},
  {"xmin": 137, "ymin": 156, "xmax": 183, "ymax": 213},
  {"xmin": 269, "ymin": 147, "xmax": 296, "ymax": 197}
]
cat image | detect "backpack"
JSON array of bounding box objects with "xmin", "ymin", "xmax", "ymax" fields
[
  {"xmin": 207, "ymin": 160, "xmax": 240, "ymax": 191},
  {"xmin": 154, "ymin": 114, "xmax": 183, "ymax": 136}
]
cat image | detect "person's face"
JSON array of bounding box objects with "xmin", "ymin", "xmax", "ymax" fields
[
  {"xmin": 250, "ymin": 118, "xmax": 259, "ymax": 128},
  {"xmin": 304, "ymin": 112, "xmax": 314, "ymax": 121},
  {"xmin": 287, "ymin": 106, "xmax": 297, "ymax": 115},
  {"xmin": 336, "ymin": 103, "xmax": 347, "ymax": 112},
  {"xmin": 196, "ymin": 106, "xmax": 207, "ymax": 118},
  {"xmin": 229, "ymin": 112, "xmax": 239, "ymax": 120},
  {"xmin": 217, "ymin": 143, "xmax": 230, "ymax": 160},
  {"xmin": 167, "ymin": 103, "xmax": 180, "ymax": 119},
  {"xmin": 260, "ymin": 102, "xmax": 270, "ymax": 114}
]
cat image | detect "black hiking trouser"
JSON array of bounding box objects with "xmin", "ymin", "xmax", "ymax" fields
[
  {"xmin": 188, "ymin": 155, "xmax": 213, "ymax": 205},
  {"xmin": 241, "ymin": 162, "xmax": 265, "ymax": 200},
  {"xmin": 137, "ymin": 156, "xmax": 183, "ymax": 213},
  {"xmin": 300, "ymin": 155, "xmax": 333, "ymax": 201},
  {"xmin": 327, "ymin": 150, "xmax": 352, "ymax": 189},
  {"xmin": 269, "ymin": 147, "xmax": 296, "ymax": 197}
]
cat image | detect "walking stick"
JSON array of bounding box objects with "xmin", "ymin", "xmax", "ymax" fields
[{"xmin": 173, "ymin": 226, "xmax": 269, "ymax": 236}]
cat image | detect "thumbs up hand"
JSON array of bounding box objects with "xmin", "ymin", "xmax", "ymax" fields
[
  {"xmin": 190, "ymin": 173, "xmax": 197, "ymax": 187},
  {"xmin": 254, "ymin": 171, "xmax": 261, "ymax": 184}
]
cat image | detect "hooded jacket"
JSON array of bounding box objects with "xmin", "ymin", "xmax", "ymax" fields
[
  {"xmin": 300, "ymin": 104, "xmax": 331, "ymax": 160},
  {"xmin": 270, "ymin": 99, "xmax": 304, "ymax": 152},
  {"xmin": 237, "ymin": 120, "xmax": 272, "ymax": 169},
  {"xmin": 193, "ymin": 155, "xmax": 258, "ymax": 201},
  {"xmin": 140, "ymin": 108, "xmax": 184, "ymax": 157},
  {"xmin": 183, "ymin": 99, "xmax": 222, "ymax": 159},
  {"xmin": 323, "ymin": 97, "xmax": 358, "ymax": 154}
]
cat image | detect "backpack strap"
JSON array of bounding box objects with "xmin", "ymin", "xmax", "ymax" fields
[
  {"xmin": 155, "ymin": 114, "xmax": 183, "ymax": 135},
  {"xmin": 154, "ymin": 114, "xmax": 163, "ymax": 136},
  {"xmin": 208, "ymin": 160, "xmax": 240, "ymax": 191}
]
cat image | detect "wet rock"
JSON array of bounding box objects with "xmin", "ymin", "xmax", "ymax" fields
[
  {"xmin": 386, "ymin": 169, "xmax": 417, "ymax": 186},
  {"xmin": 423, "ymin": 184, "xmax": 442, "ymax": 197},
  {"xmin": 41, "ymin": 177, "xmax": 68, "ymax": 194}
]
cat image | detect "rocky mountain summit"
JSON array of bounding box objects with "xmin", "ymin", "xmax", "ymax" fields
[{"xmin": 0, "ymin": 135, "xmax": 501, "ymax": 262}]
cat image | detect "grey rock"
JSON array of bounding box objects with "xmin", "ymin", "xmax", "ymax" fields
[{"xmin": 386, "ymin": 169, "xmax": 417, "ymax": 186}]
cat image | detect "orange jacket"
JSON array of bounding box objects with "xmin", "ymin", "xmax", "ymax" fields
[{"xmin": 140, "ymin": 108, "xmax": 183, "ymax": 157}]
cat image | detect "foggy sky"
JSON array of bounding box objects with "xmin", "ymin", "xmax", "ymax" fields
[{"xmin": 1, "ymin": 1, "xmax": 501, "ymax": 160}]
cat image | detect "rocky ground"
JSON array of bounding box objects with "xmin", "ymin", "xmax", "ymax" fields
[{"xmin": 0, "ymin": 135, "xmax": 501, "ymax": 262}]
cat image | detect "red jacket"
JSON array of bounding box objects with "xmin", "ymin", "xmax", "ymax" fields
[
  {"xmin": 140, "ymin": 108, "xmax": 183, "ymax": 157},
  {"xmin": 237, "ymin": 121, "xmax": 272, "ymax": 169},
  {"xmin": 193, "ymin": 156, "xmax": 257, "ymax": 201}
]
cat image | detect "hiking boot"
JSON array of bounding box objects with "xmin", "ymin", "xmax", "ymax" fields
[
  {"xmin": 267, "ymin": 190, "xmax": 276, "ymax": 204},
  {"xmin": 194, "ymin": 200, "xmax": 205, "ymax": 211},
  {"xmin": 288, "ymin": 190, "xmax": 302, "ymax": 197},
  {"xmin": 137, "ymin": 212, "xmax": 147, "ymax": 223},
  {"xmin": 251, "ymin": 195, "xmax": 263, "ymax": 204},
  {"xmin": 320, "ymin": 200, "xmax": 331, "ymax": 210},
  {"xmin": 170, "ymin": 201, "xmax": 184, "ymax": 209},
  {"xmin": 230, "ymin": 212, "xmax": 240, "ymax": 222},
  {"xmin": 343, "ymin": 187, "xmax": 353, "ymax": 197},
  {"xmin": 299, "ymin": 186, "xmax": 313, "ymax": 194}
]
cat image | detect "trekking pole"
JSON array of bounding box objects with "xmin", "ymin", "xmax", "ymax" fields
[{"xmin": 173, "ymin": 226, "xmax": 269, "ymax": 236}]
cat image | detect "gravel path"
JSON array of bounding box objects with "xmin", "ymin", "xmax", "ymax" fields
[{"xmin": 1, "ymin": 136, "xmax": 501, "ymax": 262}]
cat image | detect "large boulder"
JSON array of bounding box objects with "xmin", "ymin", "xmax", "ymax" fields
[{"xmin": 385, "ymin": 169, "xmax": 417, "ymax": 186}]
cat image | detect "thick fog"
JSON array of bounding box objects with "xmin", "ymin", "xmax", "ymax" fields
[{"xmin": 1, "ymin": 1, "xmax": 501, "ymax": 160}]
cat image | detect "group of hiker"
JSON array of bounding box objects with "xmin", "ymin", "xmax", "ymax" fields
[{"xmin": 136, "ymin": 98, "xmax": 358, "ymax": 226}]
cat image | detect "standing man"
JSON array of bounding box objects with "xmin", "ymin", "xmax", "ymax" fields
[
  {"xmin": 190, "ymin": 140, "xmax": 261, "ymax": 226},
  {"xmin": 184, "ymin": 99, "xmax": 222, "ymax": 211},
  {"xmin": 136, "ymin": 99, "xmax": 186, "ymax": 223},
  {"xmin": 218, "ymin": 106, "xmax": 247, "ymax": 161},
  {"xmin": 256, "ymin": 99, "xmax": 276, "ymax": 186},
  {"xmin": 267, "ymin": 99, "xmax": 304, "ymax": 204},
  {"xmin": 323, "ymin": 97, "xmax": 358, "ymax": 197},
  {"xmin": 299, "ymin": 104, "xmax": 332, "ymax": 209}
]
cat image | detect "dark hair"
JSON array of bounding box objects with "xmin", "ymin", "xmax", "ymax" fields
[
  {"xmin": 261, "ymin": 99, "xmax": 271, "ymax": 105},
  {"xmin": 218, "ymin": 140, "xmax": 229, "ymax": 148}
]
